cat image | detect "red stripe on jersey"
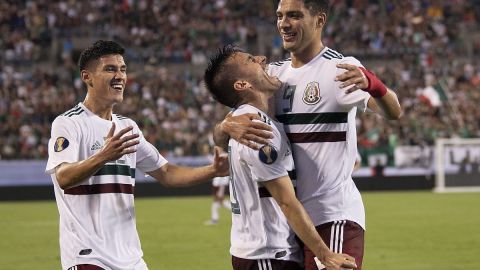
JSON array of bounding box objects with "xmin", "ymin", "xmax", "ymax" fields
[
  {"xmin": 64, "ymin": 183, "xmax": 134, "ymax": 195},
  {"xmin": 287, "ymin": 132, "xmax": 346, "ymax": 143}
]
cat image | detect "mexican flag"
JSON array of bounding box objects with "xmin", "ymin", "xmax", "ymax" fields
[{"xmin": 419, "ymin": 84, "xmax": 447, "ymax": 107}]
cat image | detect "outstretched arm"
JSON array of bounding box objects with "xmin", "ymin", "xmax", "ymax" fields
[
  {"xmin": 336, "ymin": 63, "xmax": 402, "ymax": 120},
  {"xmin": 263, "ymin": 176, "xmax": 357, "ymax": 270},
  {"xmin": 147, "ymin": 146, "xmax": 229, "ymax": 187},
  {"xmin": 213, "ymin": 112, "xmax": 273, "ymax": 150}
]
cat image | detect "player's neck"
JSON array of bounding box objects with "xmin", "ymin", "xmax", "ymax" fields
[
  {"xmin": 246, "ymin": 93, "xmax": 270, "ymax": 115},
  {"xmin": 291, "ymin": 42, "xmax": 325, "ymax": 68},
  {"xmin": 83, "ymin": 95, "xmax": 114, "ymax": 121}
]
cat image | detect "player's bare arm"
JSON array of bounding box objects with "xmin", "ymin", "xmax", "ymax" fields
[
  {"xmin": 214, "ymin": 112, "xmax": 273, "ymax": 150},
  {"xmin": 55, "ymin": 123, "xmax": 140, "ymax": 189},
  {"xmin": 336, "ymin": 63, "xmax": 402, "ymax": 120},
  {"xmin": 147, "ymin": 146, "xmax": 229, "ymax": 187},
  {"xmin": 263, "ymin": 176, "xmax": 357, "ymax": 270}
]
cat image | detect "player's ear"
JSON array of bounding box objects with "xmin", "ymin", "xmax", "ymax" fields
[
  {"xmin": 233, "ymin": 80, "xmax": 252, "ymax": 91},
  {"xmin": 316, "ymin": 12, "xmax": 327, "ymax": 29},
  {"xmin": 81, "ymin": 70, "xmax": 93, "ymax": 88}
]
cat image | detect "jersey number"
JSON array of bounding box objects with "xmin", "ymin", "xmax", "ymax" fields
[
  {"xmin": 228, "ymin": 146, "xmax": 241, "ymax": 214},
  {"xmin": 282, "ymin": 85, "xmax": 296, "ymax": 113}
]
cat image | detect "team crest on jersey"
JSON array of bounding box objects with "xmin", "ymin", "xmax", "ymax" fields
[
  {"xmin": 303, "ymin": 82, "xmax": 321, "ymax": 105},
  {"xmin": 259, "ymin": 144, "xmax": 278, "ymax": 165},
  {"xmin": 54, "ymin": 137, "xmax": 69, "ymax": 152}
]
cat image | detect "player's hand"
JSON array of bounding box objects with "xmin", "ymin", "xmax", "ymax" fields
[
  {"xmin": 98, "ymin": 123, "xmax": 140, "ymax": 162},
  {"xmin": 222, "ymin": 112, "xmax": 273, "ymax": 150},
  {"xmin": 212, "ymin": 146, "xmax": 229, "ymax": 177},
  {"xmin": 335, "ymin": 64, "xmax": 369, "ymax": 94},
  {"xmin": 315, "ymin": 251, "xmax": 357, "ymax": 270}
]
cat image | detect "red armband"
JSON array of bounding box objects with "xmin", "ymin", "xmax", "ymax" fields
[{"xmin": 359, "ymin": 67, "xmax": 387, "ymax": 98}]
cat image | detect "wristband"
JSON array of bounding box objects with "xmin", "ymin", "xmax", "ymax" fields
[{"xmin": 359, "ymin": 67, "xmax": 387, "ymax": 98}]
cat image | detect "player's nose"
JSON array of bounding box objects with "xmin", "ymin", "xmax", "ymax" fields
[
  {"xmin": 277, "ymin": 16, "xmax": 290, "ymax": 29},
  {"xmin": 254, "ymin": 56, "xmax": 267, "ymax": 67}
]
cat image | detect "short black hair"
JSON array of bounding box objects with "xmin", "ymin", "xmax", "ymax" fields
[
  {"xmin": 303, "ymin": 0, "xmax": 330, "ymax": 16},
  {"xmin": 78, "ymin": 40, "xmax": 125, "ymax": 71},
  {"xmin": 204, "ymin": 45, "xmax": 243, "ymax": 108}
]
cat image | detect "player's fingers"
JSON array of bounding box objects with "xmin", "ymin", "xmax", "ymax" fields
[
  {"xmin": 121, "ymin": 148, "xmax": 137, "ymax": 156},
  {"xmin": 213, "ymin": 146, "xmax": 221, "ymax": 160},
  {"xmin": 336, "ymin": 63, "xmax": 356, "ymax": 70},
  {"xmin": 121, "ymin": 140, "xmax": 140, "ymax": 149},
  {"xmin": 107, "ymin": 122, "xmax": 116, "ymax": 138},
  {"xmin": 244, "ymin": 133, "xmax": 270, "ymax": 145},
  {"xmin": 347, "ymin": 77, "xmax": 368, "ymax": 93},
  {"xmin": 346, "ymin": 84, "xmax": 363, "ymax": 94},
  {"xmin": 339, "ymin": 77, "xmax": 359, "ymax": 88},
  {"xmin": 341, "ymin": 261, "xmax": 357, "ymax": 269},
  {"xmin": 113, "ymin": 126, "xmax": 134, "ymax": 139},
  {"xmin": 344, "ymin": 254, "xmax": 356, "ymax": 262},
  {"xmin": 335, "ymin": 70, "xmax": 357, "ymax": 82},
  {"xmin": 245, "ymin": 113, "xmax": 262, "ymax": 121},
  {"xmin": 249, "ymin": 121, "xmax": 273, "ymax": 132},
  {"xmin": 341, "ymin": 255, "xmax": 357, "ymax": 268},
  {"xmin": 239, "ymin": 139, "xmax": 260, "ymax": 150},
  {"xmin": 119, "ymin": 133, "xmax": 140, "ymax": 144}
]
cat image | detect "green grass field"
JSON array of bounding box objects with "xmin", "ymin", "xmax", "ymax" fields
[{"xmin": 0, "ymin": 192, "xmax": 479, "ymax": 270}]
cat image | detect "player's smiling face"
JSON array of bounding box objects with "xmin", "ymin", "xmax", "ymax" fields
[
  {"xmin": 233, "ymin": 52, "xmax": 282, "ymax": 93},
  {"xmin": 86, "ymin": 54, "xmax": 127, "ymax": 106},
  {"xmin": 276, "ymin": 0, "xmax": 322, "ymax": 54}
]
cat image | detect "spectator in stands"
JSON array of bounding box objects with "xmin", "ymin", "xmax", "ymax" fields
[{"xmin": 1, "ymin": 0, "xmax": 480, "ymax": 161}]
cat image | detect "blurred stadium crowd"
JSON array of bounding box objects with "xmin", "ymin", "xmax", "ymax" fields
[{"xmin": 1, "ymin": 0, "xmax": 480, "ymax": 163}]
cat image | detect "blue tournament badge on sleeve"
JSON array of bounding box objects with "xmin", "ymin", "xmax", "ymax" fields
[
  {"xmin": 54, "ymin": 137, "xmax": 69, "ymax": 152},
  {"xmin": 259, "ymin": 144, "xmax": 278, "ymax": 165}
]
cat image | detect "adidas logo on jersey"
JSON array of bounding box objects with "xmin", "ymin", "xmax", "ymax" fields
[{"xmin": 91, "ymin": 140, "xmax": 103, "ymax": 151}]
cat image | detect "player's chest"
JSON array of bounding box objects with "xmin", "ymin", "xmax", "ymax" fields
[
  {"xmin": 78, "ymin": 121, "xmax": 135, "ymax": 163},
  {"xmin": 275, "ymin": 67, "xmax": 339, "ymax": 114}
]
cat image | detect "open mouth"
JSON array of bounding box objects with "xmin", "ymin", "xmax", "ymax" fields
[
  {"xmin": 282, "ymin": 32, "xmax": 297, "ymax": 42},
  {"xmin": 110, "ymin": 82, "xmax": 124, "ymax": 91}
]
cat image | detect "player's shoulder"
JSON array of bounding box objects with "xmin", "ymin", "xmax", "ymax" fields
[
  {"xmin": 114, "ymin": 113, "xmax": 133, "ymax": 123},
  {"xmin": 268, "ymin": 57, "xmax": 292, "ymax": 74},
  {"xmin": 53, "ymin": 104, "xmax": 86, "ymax": 126},
  {"xmin": 232, "ymin": 104, "xmax": 256, "ymax": 117},
  {"xmin": 59, "ymin": 104, "xmax": 86, "ymax": 118},
  {"xmin": 232, "ymin": 105, "xmax": 273, "ymax": 127},
  {"xmin": 114, "ymin": 113, "xmax": 138, "ymax": 128},
  {"xmin": 269, "ymin": 57, "xmax": 292, "ymax": 67},
  {"xmin": 321, "ymin": 47, "xmax": 362, "ymax": 66}
]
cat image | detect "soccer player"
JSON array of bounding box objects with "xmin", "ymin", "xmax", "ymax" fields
[
  {"xmin": 205, "ymin": 45, "xmax": 357, "ymax": 270},
  {"xmin": 214, "ymin": 1, "xmax": 402, "ymax": 270},
  {"xmin": 45, "ymin": 40, "xmax": 229, "ymax": 270}
]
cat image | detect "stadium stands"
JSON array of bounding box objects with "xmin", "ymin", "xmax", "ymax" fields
[{"xmin": 1, "ymin": 0, "xmax": 479, "ymax": 163}]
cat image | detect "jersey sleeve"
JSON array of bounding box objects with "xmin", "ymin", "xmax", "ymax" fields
[
  {"xmin": 133, "ymin": 122, "xmax": 168, "ymax": 173},
  {"xmin": 243, "ymin": 123, "xmax": 289, "ymax": 182},
  {"xmin": 45, "ymin": 117, "xmax": 80, "ymax": 174},
  {"xmin": 334, "ymin": 56, "xmax": 370, "ymax": 112}
]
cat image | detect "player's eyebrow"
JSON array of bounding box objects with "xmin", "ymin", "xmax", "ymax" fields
[
  {"xmin": 277, "ymin": 10, "xmax": 303, "ymax": 17},
  {"xmin": 104, "ymin": 64, "xmax": 127, "ymax": 70}
]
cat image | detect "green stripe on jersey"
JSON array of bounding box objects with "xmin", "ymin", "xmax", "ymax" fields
[
  {"xmin": 94, "ymin": 164, "xmax": 136, "ymax": 178},
  {"xmin": 276, "ymin": 112, "xmax": 348, "ymax": 125}
]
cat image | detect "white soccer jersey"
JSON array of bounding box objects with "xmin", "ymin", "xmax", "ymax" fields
[
  {"xmin": 45, "ymin": 102, "xmax": 167, "ymax": 270},
  {"xmin": 229, "ymin": 104, "xmax": 302, "ymax": 263},
  {"xmin": 267, "ymin": 47, "xmax": 370, "ymax": 229}
]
